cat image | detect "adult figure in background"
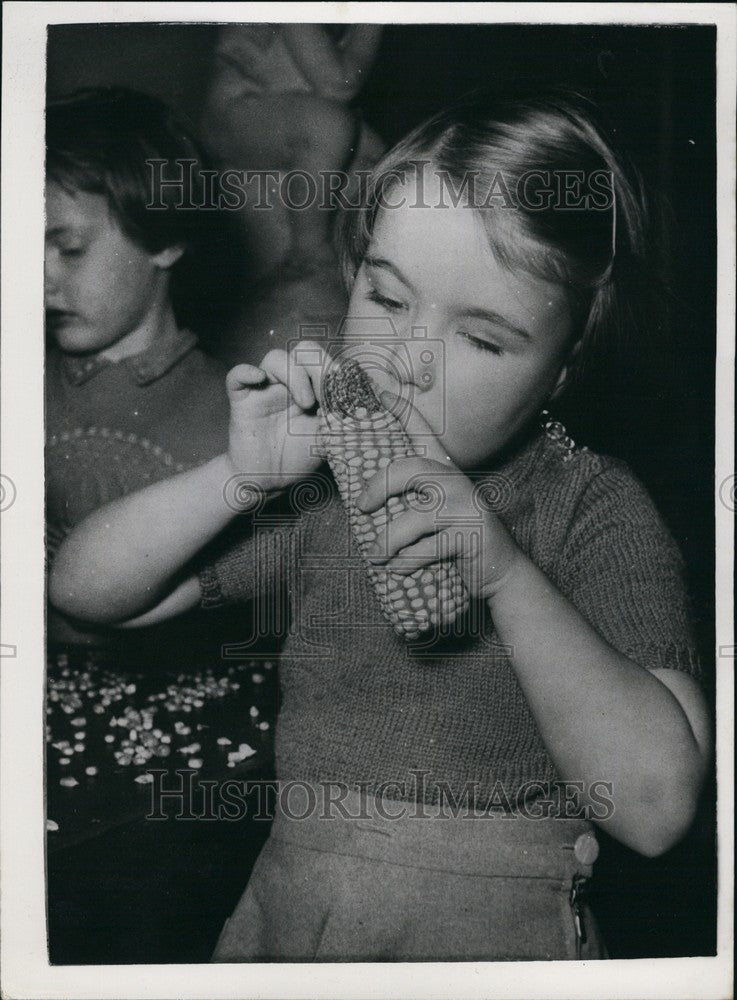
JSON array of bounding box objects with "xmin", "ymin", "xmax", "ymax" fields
[{"xmin": 200, "ymin": 24, "xmax": 384, "ymax": 366}]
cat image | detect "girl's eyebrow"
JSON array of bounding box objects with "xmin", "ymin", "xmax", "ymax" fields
[
  {"xmin": 364, "ymin": 253, "xmax": 532, "ymax": 341},
  {"xmin": 463, "ymin": 307, "xmax": 532, "ymax": 342},
  {"xmin": 363, "ymin": 254, "xmax": 414, "ymax": 291},
  {"xmin": 45, "ymin": 224, "xmax": 86, "ymax": 238}
]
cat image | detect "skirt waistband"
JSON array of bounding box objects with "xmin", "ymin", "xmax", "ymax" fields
[{"xmin": 271, "ymin": 782, "xmax": 599, "ymax": 880}]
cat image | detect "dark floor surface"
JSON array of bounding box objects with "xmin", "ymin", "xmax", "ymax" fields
[{"xmin": 47, "ymin": 649, "xmax": 716, "ymax": 964}]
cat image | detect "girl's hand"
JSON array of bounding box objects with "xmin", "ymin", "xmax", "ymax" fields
[
  {"xmin": 225, "ymin": 340, "xmax": 330, "ymax": 497},
  {"xmin": 356, "ymin": 391, "xmax": 523, "ymax": 601}
]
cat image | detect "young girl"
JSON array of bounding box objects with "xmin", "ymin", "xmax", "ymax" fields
[
  {"xmin": 51, "ymin": 93, "xmax": 710, "ymax": 962},
  {"xmin": 45, "ymin": 87, "xmax": 231, "ymax": 653}
]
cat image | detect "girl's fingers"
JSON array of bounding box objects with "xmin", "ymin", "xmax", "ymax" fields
[
  {"xmin": 382, "ymin": 532, "xmax": 459, "ymax": 577},
  {"xmin": 251, "ymin": 346, "xmax": 322, "ymax": 411},
  {"xmin": 285, "ymin": 344, "xmax": 321, "ymax": 411},
  {"xmin": 291, "ymin": 340, "xmax": 334, "ymax": 408},
  {"xmin": 226, "ymin": 363, "xmax": 268, "ymax": 397},
  {"xmin": 257, "ymin": 348, "xmax": 290, "ymax": 388},
  {"xmin": 366, "ymin": 510, "xmax": 443, "ymax": 564},
  {"xmin": 357, "ymin": 457, "xmax": 455, "ymax": 515}
]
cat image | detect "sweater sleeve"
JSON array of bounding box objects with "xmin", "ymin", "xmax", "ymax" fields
[
  {"xmin": 556, "ymin": 461, "xmax": 702, "ymax": 679},
  {"xmin": 197, "ymin": 506, "xmax": 305, "ymax": 610}
]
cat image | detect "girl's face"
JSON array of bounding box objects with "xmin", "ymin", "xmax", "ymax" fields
[
  {"xmin": 45, "ymin": 183, "xmax": 174, "ymax": 359},
  {"xmin": 345, "ymin": 172, "xmax": 574, "ymax": 471}
]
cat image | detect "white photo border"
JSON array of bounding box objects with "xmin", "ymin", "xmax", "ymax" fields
[{"xmin": 1, "ymin": 3, "xmax": 733, "ymax": 998}]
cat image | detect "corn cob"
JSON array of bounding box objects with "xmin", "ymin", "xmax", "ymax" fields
[{"xmin": 319, "ymin": 359, "xmax": 469, "ymax": 640}]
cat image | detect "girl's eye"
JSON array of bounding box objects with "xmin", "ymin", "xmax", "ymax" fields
[
  {"xmin": 366, "ymin": 288, "xmax": 406, "ymax": 312},
  {"xmin": 60, "ymin": 246, "xmax": 85, "ymax": 258},
  {"xmin": 458, "ymin": 331, "xmax": 503, "ymax": 356}
]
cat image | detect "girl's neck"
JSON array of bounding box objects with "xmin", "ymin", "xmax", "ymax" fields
[
  {"xmin": 101, "ymin": 294, "xmax": 179, "ymax": 364},
  {"xmin": 466, "ymin": 416, "xmax": 545, "ymax": 483}
]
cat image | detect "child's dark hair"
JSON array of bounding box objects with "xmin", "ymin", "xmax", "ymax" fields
[
  {"xmin": 339, "ymin": 91, "xmax": 655, "ymax": 383},
  {"xmin": 46, "ymin": 86, "xmax": 208, "ymax": 257},
  {"xmin": 46, "ymin": 86, "xmax": 247, "ymax": 341}
]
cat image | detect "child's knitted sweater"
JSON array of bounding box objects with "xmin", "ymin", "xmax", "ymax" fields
[
  {"xmin": 46, "ymin": 328, "xmax": 231, "ymax": 655},
  {"xmin": 199, "ymin": 428, "xmax": 701, "ymax": 808},
  {"xmin": 46, "ymin": 328, "xmax": 229, "ymax": 542}
]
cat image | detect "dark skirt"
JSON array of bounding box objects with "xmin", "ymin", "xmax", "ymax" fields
[{"xmin": 212, "ymin": 783, "xmax": 606, "ymax": 962}]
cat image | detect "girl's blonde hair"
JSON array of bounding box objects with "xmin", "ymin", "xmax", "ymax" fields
[{"xmin": 339, "ymin": 91, "xmax": 653, "ymax": 383}]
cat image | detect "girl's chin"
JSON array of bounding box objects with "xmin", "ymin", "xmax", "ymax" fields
[
  {"xmin": 448, "ymin": 439, "xmax": 507, "ymax": 474},
  {"xmin": 52, "ymin": 327, "xmax": 112, "ymax": 356}
]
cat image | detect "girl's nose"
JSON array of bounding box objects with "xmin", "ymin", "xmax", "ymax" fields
[
  {"xmin": 339, "ymin": 317, "xmax": 438, "ymax": 393},
  {"xmin": 44, "ymin": 249, "xmax": 61, "ymax": 300},
  {"xmin": 395, "ymin": 327, "xmax": 438, "ymax": 392}
]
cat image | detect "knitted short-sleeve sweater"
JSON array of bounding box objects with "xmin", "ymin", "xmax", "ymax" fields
[
  {"xmin": 199, "ymin": 427, "xmax": 701, "ymax": 808},
  {"xmin": 46, "ymin": 328, "xmax": 231, "ymax": 654},
  {"xmin": 46, "ymin": 329, "xmax": 229, "ymax": 538}
]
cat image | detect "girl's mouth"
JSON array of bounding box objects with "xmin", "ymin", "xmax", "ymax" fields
[{"xmin": 46, "ymin": 309, "xmax": 75, "ymax": 326}]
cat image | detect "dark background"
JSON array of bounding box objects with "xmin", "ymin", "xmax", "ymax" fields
[{"xmin": 47, "ymin": 22, "xmax": 717, "ymax": 963}]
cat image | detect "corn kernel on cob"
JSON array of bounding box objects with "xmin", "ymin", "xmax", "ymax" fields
[{"xmin": 320, "ymin": 359, "xmax": 469, "ymax": 640}]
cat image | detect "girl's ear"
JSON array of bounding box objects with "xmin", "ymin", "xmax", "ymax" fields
[
  {"xmin": 152, "ymin": 244, "xmax": 186, "ymax": 269},
  {"xmin": 550, "ymin": 339, "xmax": 583, "ymax": 401}
]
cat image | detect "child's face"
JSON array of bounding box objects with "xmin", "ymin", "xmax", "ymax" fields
[
  {"xmin": 345, "ymin": 172, "xmax": 574, "ymax": 470},
  {"xmin": 45, "ymin": 183, "xmax": 170, "ymax": 357}
]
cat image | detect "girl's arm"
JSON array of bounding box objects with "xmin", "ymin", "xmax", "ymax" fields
[
  {"xmin": 484, "ymin": 554, "xmax": 711, "ymax": 857},
  {"xmin": 366, "ymin": 467, "xmax": 711, "ymax": 855},
  {"xmin": 113, "ymin": 576, "xmax": 203, "ymax": 628},
  {"xmin": 50, "ymin": 345, "xmax": 329, "ymax": 627},
  {"xmin": 49, "ymin": 454, "xmax": 238, "ymax": 625},
  {"xmin": 359, "ymin": 396, "xmax": 711, "ymax": 857}
]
